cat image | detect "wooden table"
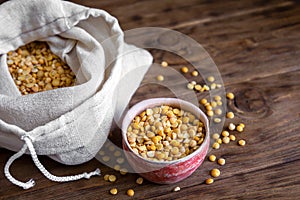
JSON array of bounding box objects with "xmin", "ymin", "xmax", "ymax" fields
[{"xmin": 1, "ymin": 0, "xmax": 300, "ymax": 199}]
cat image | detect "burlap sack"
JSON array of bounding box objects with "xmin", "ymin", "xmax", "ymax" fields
[{"xmin": 0, "ymin": 0, "xmax": 152, "ymax": 189}]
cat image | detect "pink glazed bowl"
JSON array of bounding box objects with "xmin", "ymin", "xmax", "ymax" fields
[{"xmin": 121, "ymin": 98, "xmax": 210, "ymax": 184}]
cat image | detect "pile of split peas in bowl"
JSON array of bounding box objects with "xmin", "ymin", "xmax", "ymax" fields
[{"xmin": 126, "ymin": 105, "xmax": 206, "ymax": 162}]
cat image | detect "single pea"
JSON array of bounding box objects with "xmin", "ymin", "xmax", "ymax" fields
[
  {"xmin": 120, "ymin": 168, "xmax": 128, "ymax": 175},
  {"xmin": 217, "ymin": 100, "xmax": 223, "ymax": 106},
  {"xmin": 181, "ymin": 66, "xmax": 189, "ymax": 73},
  {"xmin": 114, "ymin": 150, "xmax": 121, "ymax": 157},
  {"xmin": 214, "ymin": 95, "xmax": 222, "ymax": 101},
  {"xmin": 173, "ymin": 186, "xmax": 181, "ymax": 192},
  {"xmin": 214, "ymin": 118, "xmax": 221, "ymax": 123},
  {"xmin": 212, "ymin": 142, "xmax": 220, "ymax": 149},
  {"xmin": 110, "ymin": 188, "xmax": 118, "ymax": 195},
  {"xmin": 214, "ymin": 108, "xmax": 222, "ymax": 115},
  {"xmin": 189, "ymin": 140, "xmax": 197, "ymax": 148},
  {"xmin": 51, "ymin": 79, "xmax": 60, "ymax": 87},
  {"xmin": 207, "ymin": 76, "xmax": 215, "ymax": 82},
  {"xmin": 208, "ymin": 155, "xmax": 216, "ymax": 162},
  {"xmin": 194, "ymin": 84, "xmax": 202, "ymax": 91},
  {"xmin": 226, "ymin": 112, "xmax": 235, "ymax": 119},
  {"xmin": 108, "ymin": 175, "xmax": 117, "ymax": 182},
  {"xmin": 102, "ymin": 156, "xmax": 110, "ymax": 162},
  {"xmin": 228, "ymin": 123, "xmax": 236, "ymax": 131},
  {"xmin": 200, "ymin": 98, "xmax": 207, "ymax": 105},
  {"xmin": 221, "ymin": 131, "xmax": 229, "ymax": 137},
  {"xmin": 98, "ymin": 150, "xmax": 105, "ymax": 156},
  {"xmin": 212, "ymin": 133, "xmax": 220, "ymax": 140},
  {"xmin": 207, "ymin": 110, "xmax": 214, "ymax": 117},
  {"xmin": 136, "ymin": 177, "xmax": 144, "ymax": 185},
  {"xmin": 238, "ymin": 139, "xmax": 246, "ymax": 146},
  {"xmin": 217, "ymin": 158, "xmax": 226, "ymax": 166},
  {"xmin": 109, "ymin": 145, "xmax": 115, "ymax": 151},
  {"xmin": 206, "ymin": 178, "xmax": 214, "ymax": 184},
  {"xmin": 127, "ymin": 189, "xmax": 135, "ymax": 197},
  {"xmin": 116, "ymin": 157, "xmax": 125, "ymax": 164},
  {"xmin": 222, "ymin": 136, "xmax": 230, "ymax": 144},
  {"xmin": 229, "ymin": 134, "xmax": 236, "ymax": 141},
  {"xmin": 157, "ymin": 75, "xmax": 164, "ymax": 81},
  {"xmin": 210, "ymin": 83, "xmax": 217, "ymax": 90},
  {"xmin": 210, "ymin": 168, "xmax": 221, "ymax": 177},
  {"xmin": 114, "ymin": 164, "xmax": 121, "ymax": 171},
  {"xmin": 236, "ymin": 125, "xmax": 244, "ymax": 132},
  {"xmin": 161, "ymin": 61, "xmax": 168, "ymax": 67},
  {"xmin": 226, "ymin": 92, "xmax": 235, "ymax": 100},
  {"xmin": 191, "ymin": 70, "xmax": 199, "ymax": 77},
  {"xmin": 211, "ymin": 101, "xmax": 217, "ymax": 108},
  {"xmin": 205, "ymin": 105, "xmax": 212, "ymax": 111},
  {"xmin": 217, "ymin": 138, "xmax": 222, "ymax": 144}
]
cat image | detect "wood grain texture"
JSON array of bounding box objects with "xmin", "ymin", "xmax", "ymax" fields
[{"xmin": 1, "ymin": 0, "xmax": 300, "ymax": 199}]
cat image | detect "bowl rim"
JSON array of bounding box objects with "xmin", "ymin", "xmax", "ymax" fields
[{"xmin": 121, "ymin": 97, "xmax": 210, "ymax": 165}]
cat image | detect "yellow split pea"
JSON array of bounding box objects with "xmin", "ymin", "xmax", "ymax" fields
[
  {"xmin": 156, "ymin": 75, "xmax": 164, "ymax": 81},
  {"xmin": 206, "ymin": 178, "xmax": 214, "ymax": 184},
  {"xmin": 194, "ymin": 84, "xmax": 202, "ymax": 91},
  {"xmin": 212, "ymin": 133, "xmax": 220, "ymax": 140},
  {"xmin": 207, "ymin": 76, "xmax": 215, "ymax": 82},
  {"xmin": 238, "ymin": 139, "xmax": 246, "ymax": 146},
  {"xmin": 127, "ymin": 189, "xmax": 135, "ymax": 197},
  {"xmin": 108, "ymin": 175, "xmax": 117, "ymax": 182},
  {"xmin": 181, "ymin": 66, "xmax": 189, "ymax": 73},
  {"xmin": 213, "ymin": 118, "xmax": 221, "ymax": 123},
  {"xmin": 226, "ymin": 112, "xmax": 235, "ymax": 119},
  {"xmin": 229, "ymin": 134, "xmax": 236, "ymax": 141},
  {"xmin": 200, "ymin": 98, "xmax": 207, "ymax": 105},
  {"xmin": 212, "ymin": 142, "xmax": 220, "ymax": 149},
  {"xmin": 217, "ymin": 158, "xmax": 226, "ymax": 166},
  {"xmin": 136, "ymin": 177, "xmax": 144, "ymax": 185},
  {"xmin": 211, "ymin": 168, "xmax": 221, "ymax": 177},
  {"xmin": 226, "ymin": 92, "xmax": 235, "ymax": 100},
  {"xmin": 7, "ymin": 41, "xmax": 76, "ymax": 95},
  {"xmin": 110, "ymin": 188, "xmax": 118, "ymax": 195},
  {"xmin": 236, "ymin": 125, "xmax": 244, "ymax": 132},
  {"xmin": 208, "ymin": 155, "xmax": 216, "ymax": 162},
  {"xmin": 161, "ymin": 61, "xmax": 168, "ymax": 67},
  {"xmin": 127, "ymin": 105, "xmax": 206, "ymax": 162},
  {"xmin": 191, "ymin": 70, "xmax": 199, "ymax": 77}
]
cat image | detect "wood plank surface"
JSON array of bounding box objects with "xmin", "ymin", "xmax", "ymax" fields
[{"xmin": 1, "ymin": 0, "xmax": 300, "ymax": 199}]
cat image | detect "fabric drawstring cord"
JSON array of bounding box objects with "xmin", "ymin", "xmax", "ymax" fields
[{"xmin": 4, "ymin": 135, "xmax": 100, "ymax": 189}]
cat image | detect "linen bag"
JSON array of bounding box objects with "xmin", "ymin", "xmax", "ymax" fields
[{"xmin": 0, "ymin": 0, "xmax": 152, "ymax": 189}]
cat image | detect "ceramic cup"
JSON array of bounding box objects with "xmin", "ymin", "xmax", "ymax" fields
[{"xmin": 121, "ymin": 98, "xmax": 210, "ymax": 184}]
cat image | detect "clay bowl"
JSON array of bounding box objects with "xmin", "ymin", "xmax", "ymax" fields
[{"xmin": 121, "ymin": 98, "xmax": 210, "ymax": 184}]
